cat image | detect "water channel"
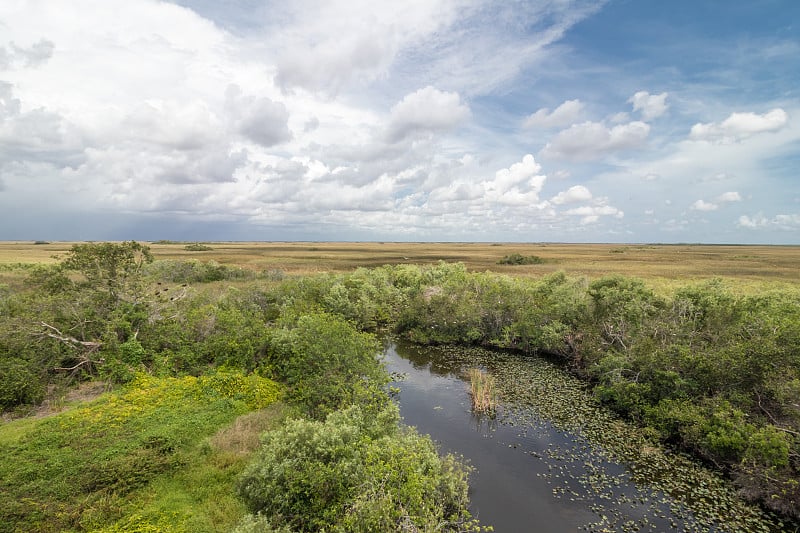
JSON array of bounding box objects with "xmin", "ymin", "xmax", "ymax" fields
[{"xmin": 382, "ymin": 340, "xmax": 781, "ymax": 532}]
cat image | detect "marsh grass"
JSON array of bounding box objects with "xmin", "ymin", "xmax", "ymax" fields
[
  {"xmin": 468, "ymin": 368, "xmax": 498, "ymax": 415},
  {"xmin": 1, "ymin": 241, "xmax": 797, "ymax": 285},
  {"xmin": 210, "ymin": 403, "xmax": 293, "ymax": 456}
]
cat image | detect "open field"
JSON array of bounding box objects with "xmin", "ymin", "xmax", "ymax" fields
[{"xmin": 1, "ymin": 241, "xmax": 798, "ymax": 284}]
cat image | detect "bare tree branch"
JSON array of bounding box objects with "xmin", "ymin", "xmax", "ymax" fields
[{"xmin": 39, "ymin": 322, "xmax": 102, "ymax": 351}]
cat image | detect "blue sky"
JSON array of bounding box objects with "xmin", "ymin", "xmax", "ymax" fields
[{"xmin": 0, "ymin": 0, "xmax": 798, "ymax": 243}]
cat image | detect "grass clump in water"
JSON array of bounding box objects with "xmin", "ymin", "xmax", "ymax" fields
[{"xmin": 468, "ymin": 368, "xmax": 498, "ymax": 415}]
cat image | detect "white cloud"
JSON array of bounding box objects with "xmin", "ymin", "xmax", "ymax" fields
[
  {"xmin": 717, "ymin": 191, "xmax": 741, "ymax": 203},
  {"xmin": 738, "ymin": 214, "xmax": 768, "ymax": 228},
  {"xmin": 267, "ymin": 0, "xmax": 462, "ymax": 94},
  {"xmin": 483, "ymin": 154, "xmax": 547, "ymax": 202},
  {"xmin": 523, "ymin": 99, "xmax": 584, "ymax": 129},
  {"xmin": 541, "ymin": 121, "xmax": 650, "ymax": 160},
  {"xmin": 0, "ymin": 82, "xmax": 85, "ymax": 168},
  {"xmin": 564, "ymin": 204, "xmax": 623, "ymax": 218},
  {"xmin": 551, "ymin": 185, "xmax": 592, "ymax": 204},
  {"xmin": 629, "ymin": 91, "xmax": 668, "ymax": 120},
  {"xmin": 690, "ymin": 108, "xmax": 788, "ymax": 142},
  {"xmin": 738, "ymin": 213, "xmax": 800, "ymax": 230},
  {"xmin": 609, "ymin": 112, "xmax": 630, "ymax": 123},
  {"xmin": 386, "ymin": 86, "xmax": 470, "ymax": 142},
  {"xmin": 0, "ymin": 39, "xmax": 55, "ymax": 69},
  {"xmin": 689, "ymin": 192, "xmax": 740, "ymax": 212},
  {"xmin": 690, "ymin": 200, "xmax": 718, "ymax": 211},
  {"xmin": 562, "ymin": 199, "xmax": 624, "ymax": 225},
  {"xmin": 552, "ymin": 169, "xmax": 571, "ymax": 180},
  {"xmin": 0, "ymin": 0, "xmax": 796, "ymax": 243},
  {"xmin": 226, "ymin": 85, "xmax": 292, "ymax": 147}
]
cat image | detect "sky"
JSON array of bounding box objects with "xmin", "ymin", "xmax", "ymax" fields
[{"xmin": 0, "ymin": 0, "xmax": 798, "ymax": 243}]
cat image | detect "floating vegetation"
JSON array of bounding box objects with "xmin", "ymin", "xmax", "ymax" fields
[
  {"xmin": 468, "ymin": 368, "xmax": 498, "ymax": 415},
  {"xmin": 398, "ymin": 342, "xmax": 789, "ymax": 532}
]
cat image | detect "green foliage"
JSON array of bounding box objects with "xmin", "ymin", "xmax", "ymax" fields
[
  {"xmin": 0, "ymin": 370, "xmax": 282, "ymax": 532},
  {"xmin": 265, "ymin": 312, "xmax": 385, "ymax": 418},
  {"xmin": 232, "ymin": 514, "xmax": 294, "ymax": 533},
  {"xmin": 390, "ymin": 264, "xmax": 800, "ymax": 519},
  {"xmin": 184, "ymin": 243, "xmax": 214, "ymax": 251},
  {"xmin": 238, "ymin": 403, "xmax": 475, "ymax": 532},
  {"xmin": 497, "ymin": 253, "xmax": 545, "ymax": 265},
  {"xmin": 0, "ymin": 358, "xmax": 43, "ymax": 409},
  {"xmin": 145, "ymin": 259, "xmax": 252, "ymax": 283},
  {"xmin": 62, "ymin": 241, "xmax": 153, "ymax": 302},
  {"xmin": 2, "ymin": 252, "xmax": 799, "ymax": 522}
]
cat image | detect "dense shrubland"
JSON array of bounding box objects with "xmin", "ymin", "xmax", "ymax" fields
[
  {"xmin": 0, "ymin": 244, "xmax": 477, "ymax": 532},
  {"xmin": 1, "ymin": 244, "xmax": 798, "ymax": 526},
  {"xmin": 388, "ymin": 265, "xmax": 800, "ymax": 520}
]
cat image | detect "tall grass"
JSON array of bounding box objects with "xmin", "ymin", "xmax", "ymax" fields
[{"xmin": 468, "ymin": 368, "xmax": 498, "ymax": 415}]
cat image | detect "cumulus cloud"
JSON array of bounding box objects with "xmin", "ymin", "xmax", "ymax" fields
[
  {"xmin": 689, "ymin": 192, "xmax": 741, "ymax": 212},
  {"xmin": 0, "ymin": 39, "xmax": 55, "ymax": 69},
  {"xmin": 486, "ymin": 154, "xmax": 545, "ymax": 197},
  {"xmin": 690, "ymin": 108, "xmax": 788, "ymax": 142},
  {"xmin": 275, "ymin": 28, "xmax": 396, "ymax": 94},
  {"xmin": 225, "ymin": 85, "xmax": 292, "ymax": 147},
  {"xmin": 738, "ymin": 213, "xmax": 800, "ymax": 230},
  {"xmin": 386, "ymin": 86, "xmax": 470, "ymax": 142},
  {"xmin": 551, "ymin": 185, "xmax": 592, "ymax": 204},
  {"xmin": 120, "ymin": 100, "xmax": 222, "ymax": 151},
  {"xmin": 0, "ymin": 81, "xmax": 21, "ymax": 117},
  {"xmin": 237, "ymin": 98, "xmax": 292, "ymax": 147},
  {"xmin": 266, "ymin": 1, "xmax": 466, "ymax": 94},
  {"xmin": 563, "ymin": 202, "xmax": 624, "ymax": 225},
  {"xmin": 0, "ymin": 82, "xmax": 85, "ymax": 168},
  {"xmin": 717, "ymin": 191, "xmax": 741, "ymax": 203},
  {"xmin": 541, "ymin": 121, "xmax": 650, "ymax": 160},
  {"xmin": 523, "ymin": 99, "xmax": 584, "ymax": 129},
  {"xmin": 629, "ymin": 91, "xmax": 668, "ymax": 120},
  {"xmin": 691, "ymin": 199, "xmax": 718, "ymax": 211},
  {"xmin": 427, "ymin": 154, "xmax": 549, "ymax": 210},
  {"xmin": 609, "ymin": 112, "xmax": 630, "ymax": 123}
]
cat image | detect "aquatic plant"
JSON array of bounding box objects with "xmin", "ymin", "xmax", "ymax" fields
[{"xmin": 468, "ymin": 368, "xmax": 498, "ymax": 415}]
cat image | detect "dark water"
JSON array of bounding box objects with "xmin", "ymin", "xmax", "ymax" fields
[{"xmin": 383, "ymin": 341, "xmax": 688, "ymax": 532}]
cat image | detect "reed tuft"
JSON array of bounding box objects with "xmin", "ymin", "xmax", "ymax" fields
[{"xmin": 468, "ymin": 368, "xmax": 498, "ymax": 415}]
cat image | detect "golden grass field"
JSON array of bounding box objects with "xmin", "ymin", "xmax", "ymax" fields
[{"xmin": 1, "ymin": 240, "xmax": 798, "ymax": 287}]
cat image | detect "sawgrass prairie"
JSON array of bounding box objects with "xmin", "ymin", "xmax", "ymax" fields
[{"xmin": 1, "ymin": 241, "xmax": 798, "ymax": 289}]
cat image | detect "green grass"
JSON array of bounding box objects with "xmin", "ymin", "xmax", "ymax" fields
[{"xmin": 0, "ymin": 371, "xmax": 282, "ymax": 532}]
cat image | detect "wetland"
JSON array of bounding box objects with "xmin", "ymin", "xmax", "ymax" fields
[
  {"xmin": 386, "ymin": 340, "xmax": 785, "ymax": 532},
  {"xmin": 1, "ymin": 242, "xmax": 799, "ymax": 531}
]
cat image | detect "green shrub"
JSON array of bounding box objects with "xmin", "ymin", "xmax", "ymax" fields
[
  {"xmin": 497, "ymin": 253, "xmax": 545, "ymax": 265},
  {"xmin": 265, "ymin": 313, "xmax": 385, "ymax": 418},
  {"xmin": 0, "ymin": 358, "xmax": 43, "ymax": 409},
  {"xmin": 145, "ymin": 259, "xmax": 251, "ymax": 283},
  {"xmin": 184, "ymin": 243, "xmax": 214, "ymax": 251},
  {"xmin": 238, "ymin": 403, "xmax": 474, "ymax": 532}
]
